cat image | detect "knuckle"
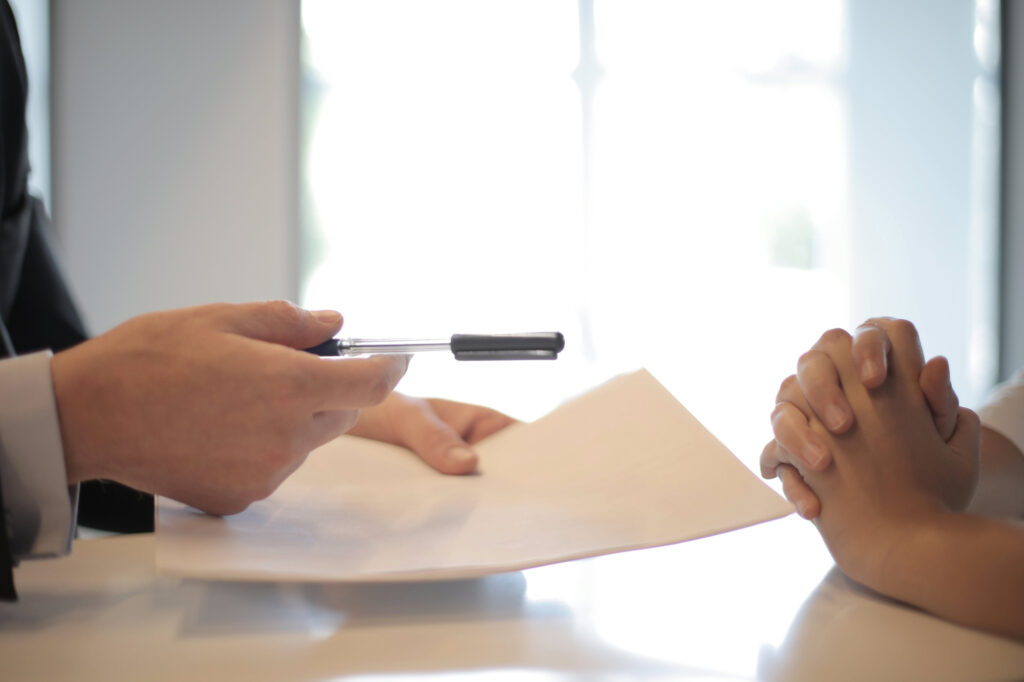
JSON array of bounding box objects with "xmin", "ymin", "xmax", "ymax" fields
[
  {"xmin": 796, "ymin": 349, "xmax": 822, "ymax": 371},
  {"xmin": 885, "ymin": 318, "xmax": 919, "ymax": 343},
  {"xmin": 760, "ymin": 440, "xmax": 780, "ymax": 469},
  {"xmin": 770, "ymin": 409, "xmax": 801, "ymax": 444},
  {"xmin": 266, "ymin": 299, "xmax": 303, "ymax": 326},
  {"xmin": 776, "ymin": 374, "xmax": 798, "ymax": 402},
  {"xmin": 818, "ymin": 327, "xmax": 852, "ymax": 348},
  {"xmin": 852, "ymin": 323, "xmax": 884, "ymax": 348},
  {"xmin": 770, "ymin": 401, "xmax": 790, "ymax": 425},
  {"xmin": 861, "ymin": 315, "xmax": 895, "ymax": 330}
]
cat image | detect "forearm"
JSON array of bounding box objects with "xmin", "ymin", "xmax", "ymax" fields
[
  {"xmin": 968, "ymin": 427, "xmax": 1024, "ymax": 518},
  {"xmin": 878, "ymin": 513, "xmax": 1024, "ymax": 642}
]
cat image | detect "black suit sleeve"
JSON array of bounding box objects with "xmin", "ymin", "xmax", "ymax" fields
[{"xmin": 0, "ymin": 463, "xmax": 15, "ymax": 600}]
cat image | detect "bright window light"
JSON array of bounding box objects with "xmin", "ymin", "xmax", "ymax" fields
[{"xmin": 300, "ymin": 1, "xmax": 998, "ymax": 477}]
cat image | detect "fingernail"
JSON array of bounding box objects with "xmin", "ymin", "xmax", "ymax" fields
[
  {"xmin": 861, "ymin": 359, "xmax": 881, "ymax": 383},
  {"xmin": 825, "ymin": 404, "xmax": 847, "ymax": 432},
  {"xmin": 313, "ymin": 309, "xmax": 342, "ymax": 325},
  {"xmin": 446, "ymin": 447, "xmax": 476, "ymax": 466},
  {"xmin": 803, "ymin": 442, "xmax": 827, "ymax": 468},
  {"xmin": 795, "ymin": 500, "xmax": 808, "ymax": 518}
]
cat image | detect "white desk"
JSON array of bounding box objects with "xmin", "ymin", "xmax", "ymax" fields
[{"xmin": 3, "ymin": 516, "xmax": 1023, "ymax": 681}]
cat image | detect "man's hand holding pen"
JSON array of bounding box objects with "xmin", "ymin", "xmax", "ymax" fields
[{"xmin": 51, "ymin": 301, "xmax": 515, "ymax": 516}]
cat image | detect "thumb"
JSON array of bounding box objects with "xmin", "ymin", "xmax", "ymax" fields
[
  {"xmin": 940, "ymin": 406, "xmax": 981, "ymax": 511},
  {"xmin": 397, "ymin": 401, "xmax": 480, "ymax": 475},
  {"xmin": 920, "ymin": 356, "xmax": 959, "ymax": 442},
  {"xmin": 946, "ymin": 406, "xmax": 982, "ymax": 473},
  {"xmin": 222, "ymin": 300, "xmax": 344, "ymax": 349}
]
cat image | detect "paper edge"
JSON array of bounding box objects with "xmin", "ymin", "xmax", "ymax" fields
[{"xmin": 155, "ymin": 502, "xmax": 793, "ymax": 583}]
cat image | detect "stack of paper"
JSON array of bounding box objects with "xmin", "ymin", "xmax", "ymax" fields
[{"xmin": 156, "ymin": 370, "xmax": 793, "ymax": 581}]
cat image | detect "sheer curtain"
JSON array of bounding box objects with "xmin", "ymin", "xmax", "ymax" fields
[{"xmin": 300, "ymin": 0, "xmax": 999, "ymax": 474}]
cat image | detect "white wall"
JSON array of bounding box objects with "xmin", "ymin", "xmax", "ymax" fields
[{"xmin": 50, "ymin": 0, "xmax": 300, "ymax": 334}]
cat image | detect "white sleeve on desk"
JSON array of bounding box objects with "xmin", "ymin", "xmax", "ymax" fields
[
  {"xmin": 0, "ymin": 351, "xmax": 77, "ymax": 560},
  {"xmin": 977, "ymin": 368, "xmax": 1024, "ymax": 460}
]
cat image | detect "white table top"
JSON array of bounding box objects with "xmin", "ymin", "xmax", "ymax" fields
[{"xmin": 3, "ymin": 515, "xmax": 1024, "ymax": 681}]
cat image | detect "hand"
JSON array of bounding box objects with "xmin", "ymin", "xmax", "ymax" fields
[
  {"xmin": 348, "ymin": 393, "xmax": 516, "ymax": 474},
  {"xmin": 762, "ymin": 318, "xmax": 962, "ymax": 518},
  {"xmin": 52, "ymin": 301, "xmax": 408, "ymax": 515},
  {"xmin": 778, "ymin": 320, "xmax": 981, "ymax": 588}
]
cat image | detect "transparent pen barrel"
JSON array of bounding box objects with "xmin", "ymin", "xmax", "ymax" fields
[{"xmin": 338, "ymin": 339, "xmax": 450, "ymax": 355}]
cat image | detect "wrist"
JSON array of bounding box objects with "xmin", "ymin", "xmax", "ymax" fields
[
  {"xmin": 825, "ymin": 500, "xmax": 949, "ymax": 593},
  {"xmin": 861, "ymin": 510, "xmax": 957, "ymax": 597},
  {"xmin": 51, "ymin": 347, "xmax": 104, "ymax": 484}
]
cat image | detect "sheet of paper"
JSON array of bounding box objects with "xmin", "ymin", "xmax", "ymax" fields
[{"xmin": 156, "ymin": 369, "xmax": 794, "ymax": 582}]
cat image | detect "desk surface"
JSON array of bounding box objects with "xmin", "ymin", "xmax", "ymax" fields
[{"xmin": 3, "ymin": 516, "xmax": 1024, "ymax": 681}]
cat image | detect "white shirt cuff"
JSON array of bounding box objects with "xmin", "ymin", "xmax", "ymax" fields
[
  {"xmin": 0, "ymin": 351, "xmax": 77, "ymax": 559},
  {"xmin": 977, "ymin": 368, "xmax": 1024, "ymax": 461}
]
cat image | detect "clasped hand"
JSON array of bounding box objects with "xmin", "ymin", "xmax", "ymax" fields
[{"xmin": 760, "ymin": 318, "xmax": 980, "ymax": 586}]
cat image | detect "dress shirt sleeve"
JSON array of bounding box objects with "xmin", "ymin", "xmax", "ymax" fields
[
  {"xmin": 0, "ymin": 350, "xmax": 77, "ymax": 559},
  {"xmin": 977, "ymin": 369, "xmax": 1024, "ymax": 461}
]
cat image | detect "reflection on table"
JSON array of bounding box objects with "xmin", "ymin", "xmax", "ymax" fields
[{"xmin": 2, "ymin": 516, "xmax": 1023, "ymax": 681}]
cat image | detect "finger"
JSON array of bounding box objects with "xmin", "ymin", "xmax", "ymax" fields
[
  {"xmin": 796, "ymin": 346, "xmax": 853, "ymax": 433},
  {"xmin": 310, "ymin": 355, "xmax": 410, "ymax": 410},
  {"xmin": 768, "ymin": 402, "xmax": 831, "ymax": 471},
  {"xmin": 394, "ymin": 402, "xmax": 481, "ymax": 475},
  {"xmin": 760, "ymin": 438, "xmax": 798, "ymax": 480},
  {"xmin": 222, "ymin": 300, "xmax": 344, "ymax": 349},
  {"xmin": 423, "ymin": 398, "xmax": 517, "ymax": 444},
  {"xmin": 851, "ymin": 323, "xmax": 892, "ymax": 388},
  {"xmin": 920, "ymin": 355, "xmax": 959, "ymax": 441},
  {"xmin": 777, "ymin": 464, "xmax": 821, "ymax": 519},
  {"xmin": 861, "ymin": 317, "xmax": 925, "ymax": 383},
  {"xmin": 810, "ymin": 326, "xmax": 885, "ymax": 423}
]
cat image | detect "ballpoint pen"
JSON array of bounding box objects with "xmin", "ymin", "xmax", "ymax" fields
[{"xmin": 304, "ymin": 332, "xmax": 565, "ymax": 360}]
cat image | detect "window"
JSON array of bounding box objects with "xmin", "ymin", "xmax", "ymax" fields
[
  {"xmin": 301, "ymin": 1, "xmax": 999, "ymax": 477},
  {"xmin": 9, "ymin": 0, "xmax": 50, "ymax": 204}
]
